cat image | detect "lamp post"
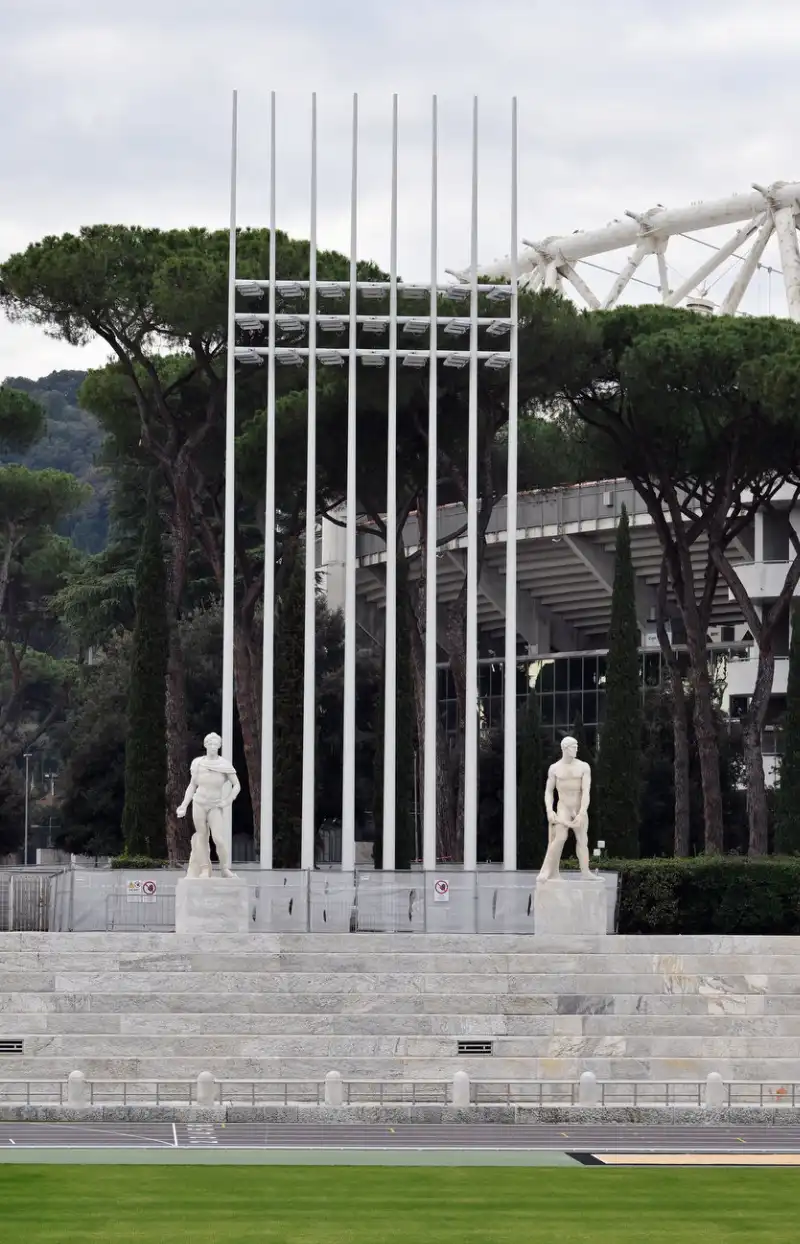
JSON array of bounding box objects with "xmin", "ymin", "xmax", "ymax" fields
[{"xmin": 23, "ymin": 752, "xmax": 32, "ymax": 867}]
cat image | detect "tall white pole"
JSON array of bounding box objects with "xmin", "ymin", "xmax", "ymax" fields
[
  {"xmin": 463, "ymin": 96, "xmax": 479, "ymax": 872},
  {"xmin": 221, "ymin": 89, "xmax": 238, "ymax": 867},
  {"xmin": 341, "ymin": 94, "xmax": 359, "ymax": 874},
  {"xmin": 259, "ymin": 91, "xmax": 277, "ymax": 869},
  {"xmin": 503, "ymin": 98, "xmax": 519, "ymax": 872},
  {"xmin": 23, "ymin": 752, "xmax": 31, "ymax": 867},
  {"xmin": 300, "ymin": 94, "xmax": 318, "ymax": 872},
  {"xmin": 422, "ymin": 95, "xmax": 439, "ymax": 872},
  {"xmin": 382, "ymin": 95, "xmax": 399, "ymax": 871}
]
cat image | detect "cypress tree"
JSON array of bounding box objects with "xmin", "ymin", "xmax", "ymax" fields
[
  {"xmin": 373, "ymin": 560, "xmax": 417, "ymax": 869},
  {"xmin": 595, "ymin": 504, "xmax": 642, "ymax": 856},
  {"xmin": 775, "ymin": 606, "xmax": 800, "ymax": 854},
  {"xmin": 517, "ymin": 691, "xmax": 548, "ymax": 868},
  {"xmin": 273, "ymin": 547, "xmax": 305, "ymax": 868},
  {"xmin": 121, "ymin": 476, "xmax": 168, "ymax": 858}
]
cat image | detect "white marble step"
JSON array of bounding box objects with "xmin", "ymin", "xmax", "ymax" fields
[
  {"xmin": 6, "ymin": 932, "xmax": 800, "ymax": 952},
  {"xmin": 5, "ymin": 1011, "xmax": 800, "ymax": 1037},
  {"xmin": 0, "ymin": 1054, "xmax": 797, "ymax": 1082},
  {"xmin": 6, "ymin": 1032, "xmax": 800, "ymax": 1060},
  {"xmin": 2, "ymin": 991, "xmax": 800, "ymax": 1016},
  {"xmin": 4, "ymin": 951, "xmax": 800, "ymax": 974},
  {"xmin": 2, "ymin": 971, "xmax": 800, "ymax": 996}
]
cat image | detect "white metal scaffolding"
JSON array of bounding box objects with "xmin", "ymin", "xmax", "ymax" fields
[{"xmin": 227, "ymin": 93, "xmax": 515, "ymax": 872}]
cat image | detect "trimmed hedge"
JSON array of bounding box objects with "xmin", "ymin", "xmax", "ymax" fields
[
  {"xmin": 110, "ymin": 855, "xmax": 171, "ymax": 871},
  {"xmin": 582, "ymin": 857, "xmax": 800, "ymax": 935}
]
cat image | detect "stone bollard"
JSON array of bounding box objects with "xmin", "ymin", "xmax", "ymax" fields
[
  {"xmin": 451, "ymin": 1071, "xmax": 471, "ymax": 1109},
  {"xmin": 67, "ymin": 1070, "xmax": 88, "ymax": 1107},
  {"xmin": 705, "ymin": 1072, "xmax": 726, "ymax": 1109},
  {"xmin": 324, "ymin": 1070, "xmax": 344, "ymax": 1107},
  {"xmin": 195, "ymin": 1071, "xmax": 216, "ymax": 1107},
  {"xmin": 578, "ymin": 1071, "xmax": 601, "ymax": 1106}
]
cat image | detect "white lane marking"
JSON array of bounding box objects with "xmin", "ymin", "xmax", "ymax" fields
[
  {"xmin": 8, "ymin": 1140, "xmax": 15, "ymax": 1146},
  {"xmin": 172, "ymin": 1123, "xmax": 179, "ymax": 1148}
]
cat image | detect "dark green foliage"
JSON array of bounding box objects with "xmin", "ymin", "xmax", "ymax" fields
[
  {"xmin": 120, "ymin": 479, "xmax": 168, "ymax": 857},
  {"xmin": 273, "ymin": 547, "xmax": 305, "ymax": 869},
  {"xmin": 3, "ymin": 372, "xmax": 108, "ymax": 551},
  {"xmin": 580, "ymin": 857, "xmax": 800, "ymax": 935},
  {"xmin": 517, "ymin": 693, "xmax": 548, "ymax": 868},
  {"xmin": 595, "ymin": 505, "xmax": 642, "ymax": 856},
  {"xmin": 110, "ymin": 855, "xmax": 170, "ymax": 870},
  {"xmin": 0, "ymin": 750, "xmax": 25, "ymax": 857},
  {"xmin": 373, "ymin": 560, "xmax": 417, "ymax": 869},
  {"xmin": 775, "ymin": 607, "xmax": 800, "ymax": 854},
  {"xmin": 56, "ymin": 636, "xmax": 129, "ymax": 859},
  {"xmin": 638, "ymin": 683, "xmax": 748, "ymax": 857},
  {"xmin": 570, "ymin": 710, "xmax": 592, "ymax": 763}
]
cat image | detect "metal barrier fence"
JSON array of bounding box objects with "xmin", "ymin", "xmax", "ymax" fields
[
  {"xmin": 0, "ymin": 1076, "xmax": 797, "ymax": 1108},
  {"xmin": 44, "ymin": 868, "xmax": 619, "ymax": 934},
  {"xmin": 0, "ymin": 870, "xmax": 65, "ymax": 932}
]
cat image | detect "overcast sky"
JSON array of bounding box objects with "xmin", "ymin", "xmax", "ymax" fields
[{"xmin": 1, "ymin": 0, "xmax": 798, "ymax": 380}]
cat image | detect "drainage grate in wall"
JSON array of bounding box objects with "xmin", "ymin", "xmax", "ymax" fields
[
  {"xmin": 0, "ymin": 1041, "xmax": 23, "ymax": 1054},
  {"xmin": 457, "ymin": 1040, "xmax": 493, "ymax": 1056}
]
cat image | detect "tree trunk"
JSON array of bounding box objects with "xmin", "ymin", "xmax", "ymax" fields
[
  {"xmin": 233, "ymin": 626, "xmax": 262, "ymax": 851},
  {"xmin": 689, "ymin": 661, "xmax": 724, "ymax": 854},
  {"xmin": 441, "ymin": 595, "xmax": 468, "ymax": 861},
  {"xmin": 406, "ymin": 568, "xmax": 458, "ymax": 863},
  {"xmin": 670, "ymin": 664, "xmax": 691, "ymax": 857},
  {"xmin": 656, "ymin": 562, "xmax": 690, "ymax": 856},
  {"xmin": 743, "ymin": 645, "xmax": 774, "ymax": 856}
]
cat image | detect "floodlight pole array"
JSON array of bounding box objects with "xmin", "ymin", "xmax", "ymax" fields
[{"xmin": 226, "ymin": 93, "xmax": 520, "ymax": 874}]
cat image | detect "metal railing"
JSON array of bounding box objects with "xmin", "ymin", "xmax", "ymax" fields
[
  {"xmin": 48, "ymin": 869, "xmax": 619, "ymax": 934},
  {"xmin": 0, "ymin": 1076, "xmax": 798, "ymax": 1109}
]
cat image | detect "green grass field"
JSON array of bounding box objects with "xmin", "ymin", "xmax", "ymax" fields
[{"xmin": 1, "ymin": 1166, "xmax": 795, "ymax": 1243}]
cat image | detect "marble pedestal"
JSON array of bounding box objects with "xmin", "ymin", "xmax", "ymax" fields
[
  {"xmin": 534, "ymin": 877, "xmax": 607, "ymax": 936},
  {"xmin": 175, "ymin": 877, "xmax": 250, "ymax": 934}
]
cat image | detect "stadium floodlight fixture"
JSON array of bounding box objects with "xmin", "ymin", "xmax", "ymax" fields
[
  {"xmin": 319, "ymin": 317, "xmax": 346, "ymax": 333},
  {"xmin": 237, "ymin": 280, "xmax": 264, "ymax": 299},
  {"xmin": 443, "ymin": 318, "xmax": 469, "ymax": 336},
  {"xmin": 443, "ymin": 353, "xmax": 469, "ymax": 369},
  {"xmin": 486, "ymin": 319, "xmax": 511, "ymax": 336},
  {"xmin": 277, "ymin": 316, "xmax": 304, "ymax": 335},
  {"xmin": 444, "ymin": 284, "xmax": 470, "ymax": 303},
  {"xmin": 361, "ymin": 318, "xmax": 387, "ymax": 334},
  {"xmin": 237, "ymin": 315, "xmax": 263, "ymax": 333},
  {"xmin": 401, "ymin": 285, "xmax": 428, "ymax": 300},
  {"xmin": 402, "ymin": 319, "xmax": 429, "ymax": 336},
  {"xmin": 484, "ymin": 353, "xmax": 510, "ymax": 370},
  {"xmin": 361, "ymin": 353, "xmax": 386, "ymax": 367},
  {"xmin": 236, "ymin": 348, "xmax": 263, "ymax": 366},
  {"xmin": 361, "ymin": 286, "xmax": 386, "ymax": 301},
  {"xmin": 276, "ymin": 350, "xmax": 304, "ymax": 366},
  {"xmin": 319, "ymin": 282, "xmax": 347, "ymax": 300},
  {"xmin": 485, "ymin": 285, "xmax": 512, "ymax": 302},
  {"xmin": 318, "ymin": 350, "xmax": 345, "ymax": 366},
  {"xmin": 279, "ymin": 282, "xmax": 305, "ymax": 300},
  {"xmin": 402, "ymin": 353, "xmax": 428, "ymax": 368}
]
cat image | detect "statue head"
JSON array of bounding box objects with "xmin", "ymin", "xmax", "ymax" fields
[
  {"xmin": 561, "ymin": 736, "xmax": 578, "ymax": 761},
  {"xmin": 203, "ymin": 732, "xmax": 222, "ymax": 756}
]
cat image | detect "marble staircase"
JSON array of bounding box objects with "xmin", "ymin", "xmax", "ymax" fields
[{"xmin": 0, "ymin": 932, "xmax": 798, "ymax": 1085}]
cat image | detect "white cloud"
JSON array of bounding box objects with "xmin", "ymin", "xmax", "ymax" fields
[{"xmin": 1, "ymin": 0, "xmax": 798, "ymax": 378}]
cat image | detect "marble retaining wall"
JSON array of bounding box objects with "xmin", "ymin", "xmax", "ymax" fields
[{"xmin": 0, "ymin": 933, "xmax": 798, "ymax": 1084}]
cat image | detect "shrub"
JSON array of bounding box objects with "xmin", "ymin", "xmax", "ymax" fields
[{"xmin": 574, "ymin": 856, "xmax": 800, "ymax": 934}]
